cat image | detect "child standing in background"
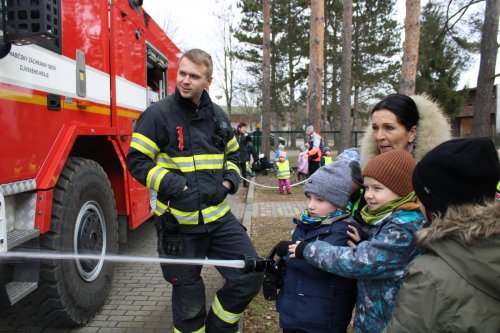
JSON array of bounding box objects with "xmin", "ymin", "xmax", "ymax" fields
[
  {"xmin": 320, "ymin": 146, "xmax": 333, "ymax": 166},
  {"xmin": 297, "ymin": 144, "xmax": 309, "ymax": 182},
  {"xmin": 276, "ymin": 151, "xmax": 292, "ymax": 195}
]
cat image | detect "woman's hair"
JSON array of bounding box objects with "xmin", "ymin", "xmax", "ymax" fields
[{"xmin": 371, "ymin": 93, "xmax": 419, "ymax": 131}]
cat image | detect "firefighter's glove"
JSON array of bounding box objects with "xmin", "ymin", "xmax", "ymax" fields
[
  {"xmin": 206, "ymin": 183, "xmax": 229, "ymax": 206},
  {"xmin": 156, "ymin": 213, "xmax": 183, "ymax": 257},
  {"xmin": 275, "ymin": 240, "xmax": 294, "ymax": 257},
  {"xmin": 262, "ymin": 259, "xmax": 286, "ymax": 301},
  {"xmin": 242, "ymin": 255, "xmax": 273, "ymax": 273}
]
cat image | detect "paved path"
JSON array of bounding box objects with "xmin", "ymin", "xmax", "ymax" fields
[{"xmin": 0, "ymin": 183, "xmax": 303, "ymax": 333}]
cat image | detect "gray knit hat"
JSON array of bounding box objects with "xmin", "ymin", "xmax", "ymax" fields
[{"xmin": 304, "ymin": 159, "xmax": 352, "ymax": 208}]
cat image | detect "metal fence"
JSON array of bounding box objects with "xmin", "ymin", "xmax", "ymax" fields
[{"xmin": 251, "ymin": 130, "xmax": 365, "ymax": 155}]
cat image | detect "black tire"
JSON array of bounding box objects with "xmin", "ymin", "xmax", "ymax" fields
[{"xmin": 23, "ymin": 158, "xmax": 118, "ymax": 326}]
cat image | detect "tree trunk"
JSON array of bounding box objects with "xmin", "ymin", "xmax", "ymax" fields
[
  {"xmin": 339, "ymin": 0, "xmax": 353, "ymax": 153},
  {"xmin": 307, "ymin": 0, "xmax": 325, "ymax": 134},
  {"xmin": 399, "ymin": 0, "xmax": 420, "ymax": 95},
  {"xmin": 262, "ymin": 0, "xmax": 272, "ymax": 157},
  {"xmin": 473, "ymin": 0, "xmax": 499, "ymax": 138}
]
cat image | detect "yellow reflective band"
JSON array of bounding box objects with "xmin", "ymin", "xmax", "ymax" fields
[
  {"xmin": 211, "ymin": 294, "xmax": 241, "ymax": 324},
  {"xmin": 146, "ymin": 166, "xmax": 168, "ymax": 191},
  {"xmin": 226, "ymin": 161, "xmax": 241, "ymax": 175},
  {"xmin": 202, "ymin": 200, "xmax": 230, "ymax": 223},
  {"xmin": 173, "ymin": 325, "xmax": 205, "ymax": 333},
  {"xmin": 226, "ymin": 136, "xmax": 239, "ymax": 154},
  {"xmin": 156, "ymin": 154, "xmax": 225, "ymax": 172},
  {"xmin": 131, "ymin": 132, "xmax": 159, "ymax": 159},
  {"xmin": 154, "ymin": 199, "xmax": 230, "ymax": 225},
  {"xmin": 193, "ymin": 154, "xmax": 224, "ymax": 170}
]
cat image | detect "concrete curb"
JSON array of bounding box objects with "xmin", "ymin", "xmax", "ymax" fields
[{"xmin": 241, "ymin": 176, "xmax": 255, "ymax": 235}]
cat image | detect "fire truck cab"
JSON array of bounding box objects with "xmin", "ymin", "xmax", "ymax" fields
[{"xmin": 0, "ymin": 0, "xmax": 180, "ymax": 325}]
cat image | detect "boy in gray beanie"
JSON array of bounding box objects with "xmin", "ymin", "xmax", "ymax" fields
[{"xmin": 267, "ymin": 160, "xmax": 364, "ymax": 333}]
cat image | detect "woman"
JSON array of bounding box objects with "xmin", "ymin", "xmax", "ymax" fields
[{"xmin": 360, "ymin": 93, "xmax": 450, "ymax": 169}]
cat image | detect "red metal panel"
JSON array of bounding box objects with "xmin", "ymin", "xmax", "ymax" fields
[{"xmin": 61, "ymin": 0, "xmax": 110, "ymax": 72}]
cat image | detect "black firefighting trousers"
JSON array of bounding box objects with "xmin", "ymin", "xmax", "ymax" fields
[{"xmin": 156, "ymin": 212, "xmax": 264, "ymax": 333}]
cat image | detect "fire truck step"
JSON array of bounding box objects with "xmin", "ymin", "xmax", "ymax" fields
[
  {"xmin": 7, "ymin": 229, "xmax": 40, "ymax": 250},
  {"xmin": 5, "ymin": 281, "xmax": 38, "ymax": 305}
]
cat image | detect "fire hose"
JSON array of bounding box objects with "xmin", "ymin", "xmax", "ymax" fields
[{"xmin": 4, "ymin": 251, "xmax": 274, "ymax": 273}]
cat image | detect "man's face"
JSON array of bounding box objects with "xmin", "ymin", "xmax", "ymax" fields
[{"xmin": 176, "ymin": 57, "xmax": 212, "ymax": 105}]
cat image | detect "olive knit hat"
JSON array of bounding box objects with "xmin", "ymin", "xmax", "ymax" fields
[
  {"xmin": 413, "ymin": 137, "xmax": 500, "ymax": 217},
  {"xmin": 304, "ymin": 159, "xmax": 352, "ymax": 208},
  {"xmin": 362, "ymin": 150, "xmax": 416, "ymax": 197}
]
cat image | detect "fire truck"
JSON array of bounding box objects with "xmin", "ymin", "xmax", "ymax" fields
[{"xmin": 0, "ymin": 0, "xmax": 180, "ymax": 325}]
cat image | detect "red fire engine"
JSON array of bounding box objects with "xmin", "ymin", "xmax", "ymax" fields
[{"xmin": 0, "ymin": 0, "xmax": 180, "ymax": 325}]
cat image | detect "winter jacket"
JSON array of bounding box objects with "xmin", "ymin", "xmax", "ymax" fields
[
  {"xmin": 308, "ymin": 132, "xmax": 323, "ymax": 162},
  {"xmin": 301, "ymin": 209, "xmax": 424, "ymax": 333},
  {"xmin": 277, "ymin": 215, "xmax": 362, "ymax": 333},
  {"xmin": 126, "ymin": 89, "xmax": 241, "ymax": 228},
  {"xmin": 297, "ymin": 151, "xmax": 309, "ymax": 174},
  {"xmin": 383, "ymin": 201, "xmax": 500, "ymax": 333},
  {"xmin": 360, "ymin": 94, "xmax": 450, "ymax": 169},
  {"xmin": 234, "ymin": 129, "xmax": 252, "ymax": 164}
]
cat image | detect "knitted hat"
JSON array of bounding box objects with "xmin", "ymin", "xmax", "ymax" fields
[
  {"xmin": 304, "ymin": 159, "xmax": 352, "ymax": 208},
  {"xmin": 413, "ymin": 137, "xmax": 500, "ymax": 217},
  {"xmin": 299, "ymin": 144, "xmax": 308, "ymax": 152},
  {"xmin": 323, "ymin": 146, "xmax": 331, "ymax": 153},
  {"xmin": 335, "ymin": 148, "xmax": 360, "ymax": 163},
  {"xmin": 278, "ymin": 143, "xmax": 285, "ymax": 150},
  {"xmin": 362, "ymin": 150, "xmax": 416, "ymax": 197},
  {"xmin": 279, "ymin": 151, "xmax": 287, "ymax": 159}
]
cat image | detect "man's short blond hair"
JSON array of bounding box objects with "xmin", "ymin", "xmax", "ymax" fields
[{"xmin": 179, "ymin": 48, "xmax": 213, "ymax": 78}]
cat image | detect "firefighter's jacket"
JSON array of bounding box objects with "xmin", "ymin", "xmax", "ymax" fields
[{"xmin": 126, "ymin": 89, "xmax": 241, "ymax": 227}]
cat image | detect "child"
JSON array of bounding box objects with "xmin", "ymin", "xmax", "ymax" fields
[
  {"xmin": 384, "ymin": 138, "xmax": 500, "ymax": 332},
  {"xmin": 296, "ymin": 144, "xmax": 309, "ymax": 182},
  {"xmin": 274, "ymin": 160, "xmax": 364, "ymax": 333},
  {"xmin": 276, "ymin": 151, "xmax": 292, "ymax": 194},
  {"xmin": 320, "ymin": 146, "xmax": 333, "ymax": 166},
  {"xmin": 290, "ymin": 150, "xmax": 425, "ymax": 333},
  {"xmin": 275, "ymin": 143, "xmax": 285, "ymax": 162}
]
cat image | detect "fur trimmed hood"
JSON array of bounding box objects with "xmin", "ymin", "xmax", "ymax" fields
[
  {"xmin": 359, "ymin": 94, "xmax": 451, "ymax": 169},
  {"xmin": 416, "ymin": 201, "xmax": 500, "ymax": 301},
  {"xmin": 417, "ymin": 201, "xmax": 500, "ymax": 244}
]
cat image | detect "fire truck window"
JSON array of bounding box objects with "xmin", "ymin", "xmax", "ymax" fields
[{"xmin": 146, "ymin": 46, "xmax": 167, "ymax": 105}]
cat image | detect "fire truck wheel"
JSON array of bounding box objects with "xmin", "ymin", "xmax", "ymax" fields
[{"xmin": 38, "ymin": 157, "xmax": 118, "ymax": 326}]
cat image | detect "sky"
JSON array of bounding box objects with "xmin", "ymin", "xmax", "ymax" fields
[{"xmin": 142, "ymin": 0, "xmax": 493, "ymax": 103}]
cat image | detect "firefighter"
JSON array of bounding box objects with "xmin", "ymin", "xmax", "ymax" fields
[{"xmin": 126, "ymin": 49, "xmax": 263, "ymax": 333}]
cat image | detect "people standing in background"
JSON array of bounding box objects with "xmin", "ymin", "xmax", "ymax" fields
[
  {"xmin": 297, "ymin": 144, "xmax": 309, "ymax": 182},
  {"xmin": 320, "ymin": 146, "xmax": 333, "ymax": 166},
  {"xmin": 360, "ymin": 93, "xmax": 450, "ymax": 169},
  {"xmin": 234, "ymin": 122, "xmax": 252, "ymax": 187},
  {"xmin": 276, "ymin": 151, "xmax": 292, "ymax": 195},
  {"xmin": 383, "ymin": 137, "xmax": 500, "ymax": 333},
  {"xmin": 305, "ymin": 125, "xmax": 323, "ymax": 175}
]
